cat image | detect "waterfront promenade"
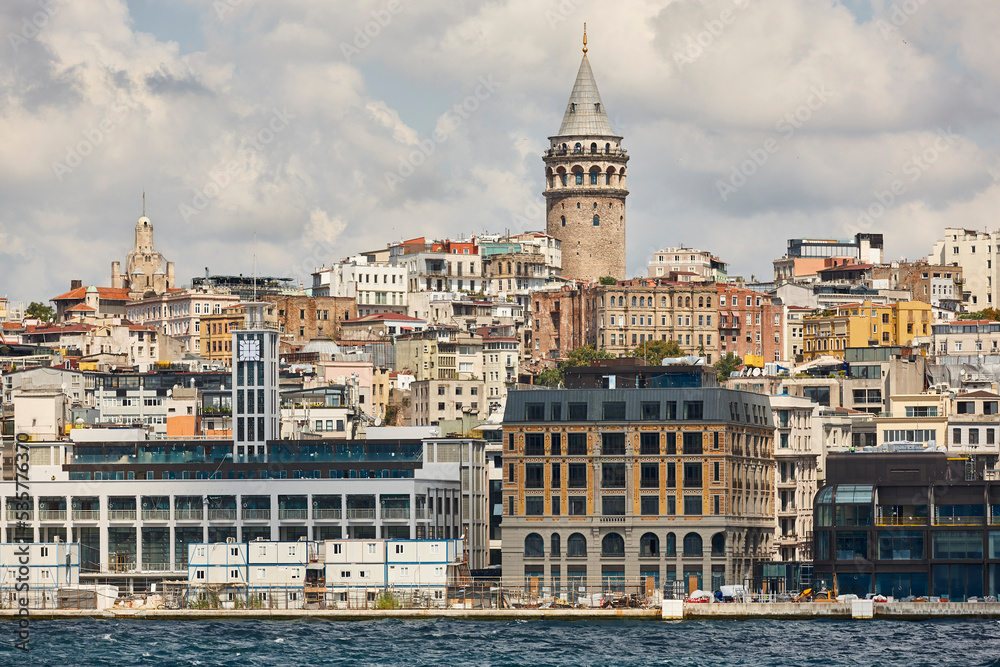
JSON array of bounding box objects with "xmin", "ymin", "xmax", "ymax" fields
[{"xmin": 2, "ymin": 602, "xmax": 999, "ymax": 621}]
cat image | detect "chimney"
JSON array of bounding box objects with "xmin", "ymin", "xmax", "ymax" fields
[{"xmin": 71, "ymin": 279, "xmax": 82, "ymax": 290}]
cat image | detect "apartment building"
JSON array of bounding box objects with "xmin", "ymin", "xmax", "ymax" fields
[
  {"xmin": 801, "ymin": 300, "xmax": 932, "ymax": 362},
  {"xmin": 716, "ymin": 284, "xmax": 783, "ymax": 364},
  {"xmin": 648, "ymin": 247, "xmax": 727, "ymax": 282},
  {"xmin": 927, "ymin": 228, "xmax": 1000, "ymax": 308},
  {"xmin": 501, "ymin": 363, "xmax": 775, "ymax": 597},
  {"xmin": 395, "ymin": 328, "xmax": 483, "ymax": 382},
  {"xmin": 310, "ymin": 256, "xmax": 408, "ymax": 316}
]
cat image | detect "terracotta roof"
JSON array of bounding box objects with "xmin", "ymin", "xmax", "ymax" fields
[
  {"xmin": 1, "ymin": 322, "xmax": 23, "ymax": 330},
  {"xmin": 52, "ymin": 286, "xmax": 131, "ymax": 301},
  {"xmin": 957, "ymin": 390, "xmax": 1000, "ymax": 399},
  {"xmin": 820, "ymin": 263, "xmax": 874, "ymax": 273},
  {"xmin": 65, "ymin": 304, "xmax": 96, "ymax": 312}
]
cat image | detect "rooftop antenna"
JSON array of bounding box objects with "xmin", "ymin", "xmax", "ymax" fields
[
  {"xmin": 142, "ymin": 191, "xmax": 145, "ymax": 217},
  {"xmin": 252, "ymin": 230, "xmax": 258, "ymax": 302}
]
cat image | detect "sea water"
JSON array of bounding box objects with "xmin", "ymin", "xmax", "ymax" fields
[{"xmin": 1, "ymin": 618, "xmax": 999, "ymax": 666}]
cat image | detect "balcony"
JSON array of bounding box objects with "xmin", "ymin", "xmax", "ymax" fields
[
  {"xmin": 242, "ymin": 509, "xmax": 271, "ymax": 521},
  {"xmin": 174, "ymin": 509, "xmax": 204, "ymax": 521},
  {"xmin": 72, "ymin": 510, "xmax": 100, "ymax": 521},
  {"xmin": 142, "ymin": 509, "xmax": 170, "ymax": 521},
  {"xmin": 208, "ymin": 509, "xmax": 237, "ymax": 521},
  {"xmin": 6, "ymin": 510, "xmax": 33, "ymax": 522},
  {"xmin": 414, "ymin": 508, "xmax": 427, "ymax": 520},
  {"xmin": 108, "ymin": 510, "xmax": 137, "ymax": 521},
  {"xmin": 279, "ymin": 509, "xmax": 308, "ymax": 520},
  {"xmin": 599, "ymin": 516, "xmax": 626, "ymax": 523},
  {"xmin": 381, "ymin": 508, "xmax": 410, "ymax": 520},
  {"xmin": 875, "ymin": 516, "xmax": 928, "ymax": 527},
  {"xmin": 932, "ymin": 516, "xmax": 983, "ymax": 527},
  {"xmin": 346, "ymin": 508, "xmax": 376, "ymax": 521},
  {"xmin": 141, "ymin": 562, "xmax": 172, "ymax": 572},
  {"xmin": 39, "ymin": 510, "xmax": 67, "ymax": 521},
  {"xmin": 312, "ymin": 509, "xmax": 342, "ymax": 520}
]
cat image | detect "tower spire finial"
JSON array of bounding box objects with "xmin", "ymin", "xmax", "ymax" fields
[
  {"xmin": 583, "ymin": 23, "xmax": 587, "ymax": 54},
  {"xmin": 142, "ymin": 190, "xmax": 145, "ymax": 217}
]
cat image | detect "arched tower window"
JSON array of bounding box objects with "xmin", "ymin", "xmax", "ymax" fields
[
  {"xmin": 605, "ymin": 143, "xmax": 611, "ymax": 154},
  {"xmin": 590, "ymin": 172, "xmax": 598, "ymax": 185},
  {"xmin": 590, "ymin": 142, "xmax": 597, "ymax": 154},
  {"xmin": 561, "ymin": 215, "xmax": 566, "ymax": 227},
  {"xmin": 576, "ymin": 173, "xmax": 584, "ymax": 185},
  {"xmin": 593, "ymin": 215, "xmax": 600, "ymax": 226},
  {"xmin": 574, "ymin": 142, "xmax": 582, "ymax": 154}
]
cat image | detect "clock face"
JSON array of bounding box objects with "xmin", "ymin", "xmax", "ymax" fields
[{"xmin": 238, "ymin": 337, "xmax": 261, "ymax": 362}]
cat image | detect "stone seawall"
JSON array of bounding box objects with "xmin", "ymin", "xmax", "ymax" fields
[{"xmin": 3, "ymin": 602, "xmax": 999, "ymax": 621}]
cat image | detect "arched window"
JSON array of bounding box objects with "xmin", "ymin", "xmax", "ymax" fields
[
  {"xmin": 574, "ymin": 142, "xmax": 582, "ymax": 154},
  {"xmin": 631, "ymin": 296, "xmax": 637, "ymax": 307},
  {"xmin": 711, "ymin": 533, "xmax": 725, "ymax": 557},
  {"xmin": 685, "ymin": 297, "xmax": 691, "ymax": 308},
  {"xmin": 605, "ymin": 172, "xmax": 611, "ymax": 185},
  {"xmin": 602, "ymin": 532, "xmax": 625, "ymax": 556},
  {"xmin": 576, "ymin": 172, "xmax": 584, "ymax": 185},
  {"xmin": 666, "ymin": 532, "xmax": 676, "ymax": 556},
  {"xmin": 639, "ymin": 297, "xmax": 645, "ymax": 308},
  {"xmin": 590, "ymin": 142, "xmax": 597, "ymax": 154},
  {"xmin": 567, "ymin": 533, "xmax": 587, "ymax": 557},
  {"xmin": 640, "ymin": 532, "xmax": 659, "ymax": 557},
  {"xmin": 590, "ymin": 172, "xmax": 598, "ymax": 185},
  {"xmin": 698, "ymin": 297, "xmax": 704, "ymax": 307},
  {"xmin": 618, "ymin": 296, "xmax": 624, "ymax": 307},
  {"xmin": 661, "ymin": 297, "xmax": 667, "ymax": 308},
  {"xmin": 551, "ymin": 533, "xmax": 561, "ymax": 557},
  {"xmin": 706, "ymin": 297, "xmax": 712, "ymax": 307},
  {"xmin": 593, "ymin": 215, "xmax": 600, "ymax": 226},
  {"xmin": 561, "ymin": 215, "xmax": 566, "ymax": 227},
  {"xmin": 525, "ymin": 533, "xmax": 544, "ymax": 557},
  {"xmin": 683, "ymin": 532, "xmax": 703, "ymax": 557},
  {"xmin": 605, "ymin": 142, "xmax": 611, "ymax": 153}
]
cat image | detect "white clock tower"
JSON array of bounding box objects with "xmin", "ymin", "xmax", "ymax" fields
[{"xmin": 231, "ymin": 302, "xmax": 279, "ymax": 462}]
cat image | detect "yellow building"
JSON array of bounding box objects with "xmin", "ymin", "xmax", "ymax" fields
[
  {"xmin": 802, "ymin": 301, "xmax": 931, "ymax": 361},
  {"xmin": 199, "ymin": 305, "xmax": 245, "ymax": 366}
]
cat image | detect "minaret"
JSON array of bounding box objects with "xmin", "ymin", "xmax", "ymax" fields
[{"xmin": 544, "ymin": 26, "xmax": 628, "ymax": 282}]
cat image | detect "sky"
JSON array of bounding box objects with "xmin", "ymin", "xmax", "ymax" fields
[{"xmin": 2, "ymin": 0, "xmax": 999, "ymax": 304}]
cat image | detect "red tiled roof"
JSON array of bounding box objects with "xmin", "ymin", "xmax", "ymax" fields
[
  {"xmin": 65, "ymin": 304, "xmax": 96, "ymax": 312},
  {"xmin": 958, "ymin": 390, "xmax": 1000, "ymax": 399},
  {"xmin": 51, "ymin": 286, "xmax": 131, "ymax": 301}
]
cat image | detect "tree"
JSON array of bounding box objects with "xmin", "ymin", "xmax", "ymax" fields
[
  {"xmin": 629, "ymin": 339, "xmax": 683, "ymax": 365},
  {"xmin": 534, "ymin": 368, "xmax": 563, "ymax": 387},
  {"xmin": 534, "ymin": 345, "xmax": 615, "ymax": 386},
  {"xmin": 25, "ymin": 301, "xmax": 54, "ymax": 322},
  {"xmin": 598, "ymin": 276, "xmax": 618, "ymax": 285},
  {"xmin": 714, "ymin": 352, "xmax": 742, "ymax": 381},
  {"xmin": 961, "ymin": 308, "xmax": 1000, "ymax": 321}
]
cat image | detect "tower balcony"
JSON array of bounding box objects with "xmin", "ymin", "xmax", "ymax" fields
[{"xmin": 545, "ymin": 146, "xmax": 628, "ymax": 158}]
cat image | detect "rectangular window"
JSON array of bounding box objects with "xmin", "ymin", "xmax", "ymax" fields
[
  {"xmin": 525, "ymin": 403, "xmax": 545, "ymax": 421},
  {"xmin": 525, "ymin": 463, "xmax": 544, "ymax": 488},
  {"xmin": 683, "ymin": 496, "xmax": 702, "ymax": 516},
  {"xmin": 525, "ymin": 433, "xmax": 544, "ymax": 456},
  {"xmin": 877, "ymin": 531, "xmax": 924, "ymax": 560},
  {"xmin": 603, "ymin": 401, "xmax": 626, "ymax": 420},
  {"xmin": 551, "ymin": 462, "xmax": 561, "ymax": 488},
  {"xmin": 640, "ymin": 496, "xmax": 658, "ymax": 516},
  {"xmin": 835, "ymin": 531, "xmax": 869, "ymax": 561},
  {"xmin": 550, "ymin": 433, "xmax": 562, "ymax": 455},
  {"xmin": 666, "ymin": 463, "xmax": 676, "ymax": 488},
  {"xmin": 568, "ymin": 403, "xmax": 588, "ymax": 420},
  {"xmin": 568, "ymin": 463, "xmax": 587, "ymax": 488},
  {"xmin": 683, "ymin": 462, "xmax": 702, "ymax": 488},
  {"xmin": 602, "ymin": 432, "xmax": 626, "ymax": 455},
  {"xmin": 602, "ymin": 496, "xmax": 626, "ymax": 516},
  {"xmin": 524, "ymin": 497, "xmax": 544, "ymax": 516},
  {"xmin": 602, "ymin": 463, "xmax": 626, "ymax": 488},
  {"xmin": 683, "ymin": 401, "xmax": 703, "ymax": 420},
  {"xmin": 550, "ymin": 403, "xmax": 563, "ymax": 421},
  {"xmin": 507, "ymin": 463, "xmax": 516, "ymax": 483},
  {"xmin": 640, "ymin": 462, "xmax": 659, "ymax": 488},
  {"xmin": 933, "ymin": 531, "xmax": 983, "ymax": 559},
  {"xmin": 640, "ymin": 432, "xmax": 659, "ymax": 455},
  {"xmin": 665, "ymin": 432, "xmax": 677, "ymax": 454},
  {"xmin": 682, "ymin": 432, "xmax": 703, "ymax": 455},
  {"xmin": 551, "ymin": 496, "xmax": 561, "ymax": 516},
  {"xmin": 568, "ymin": 496, "xmax": 586, "ymax": 516},
  {"xmin": 567, "ymin": 433, "xmax": 587, "ymax": 455},
  {"xmin": 713, "ymin": 461, "xmax": 720, "ymax": 482},
  {"xmin": 640, "ymin": 401, "xmax": 660, "ymax": 420}
]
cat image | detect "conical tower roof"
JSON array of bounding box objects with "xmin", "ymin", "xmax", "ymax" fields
[{"xmin": 556, "ymin": 53, "xmax": 615, "ymax": 137}]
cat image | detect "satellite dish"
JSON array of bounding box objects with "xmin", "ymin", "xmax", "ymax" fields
[
  {"xmin": 752, "ymin": 368, "xmax": 761, "ymax": 377},
  {"xmin": 374, "ymin": 417, "xmax": 382, "ymax": 426}
]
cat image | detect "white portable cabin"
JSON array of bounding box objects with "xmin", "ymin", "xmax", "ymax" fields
[{"xmin": 0, "ymin": 542, "xmax": 80, "ymax": 608}]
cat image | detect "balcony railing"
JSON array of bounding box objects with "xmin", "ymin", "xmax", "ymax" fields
[
  {"xmin": 933, "ymin": 516, "xmax": 984, "ymax": 526},
  {"xmin": 381, "ymin": 508, "xmax": 410, "ymax": 520},
  {"xmin": 599, "ymin": 516, "xmax": 626, "ymax": 523},
  {"xmin": 108, "ymin": 510, "xmax": 137, "ymax": 521},
  {"xmin": 279, "ymin": 509, "xmax": 308, "ymax": 520},
  {"xmin": 414, "ymin": 508, "xmax": 427, "ymax": 520},
  {"xmin": 142, "ymin": 509, "xmax": 170, "ymax": 521},
  {"xmin": 208, "ymin": 509, "xmax": 237, "ymax": 521},
  {"xmin": 5, "ymin": 510, "xmax": 33, "ymax": 522},
  {"xmin": 72, "ymin": 510, "xmax": 100, "ymax": 521},
  {"xmin": 141, "ymin": 562, "xmax": 173, "ymax": 572},
  {"xmin": 39, "ymin": 510, "xmax": 67, "ymax": 521},
  {"xmin": 174, "ymin": 509, "xmax": 204, "ymax": 521},
  {"xmin": 242, "ymin": 509, "xmax": 271, "ymax": 521},
  {"xmin": 875, "ymin": 516, "xmax": 929, "ymax": 527},
  {"xmin": 346, "ymin": 508, "xmax": 376, "ymax": 520},
  {"xmin": 312, "ymin": 509, "xmax": 342, "ymax": 520}
]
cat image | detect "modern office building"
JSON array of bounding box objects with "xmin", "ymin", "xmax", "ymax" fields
[
  {"xmin": 501, "ymin": 361, "xmax": 775, "ymax": 598},
  {"xmin": 813, "ymin": 450, "xmax": 1000, "ymax": 601}
]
